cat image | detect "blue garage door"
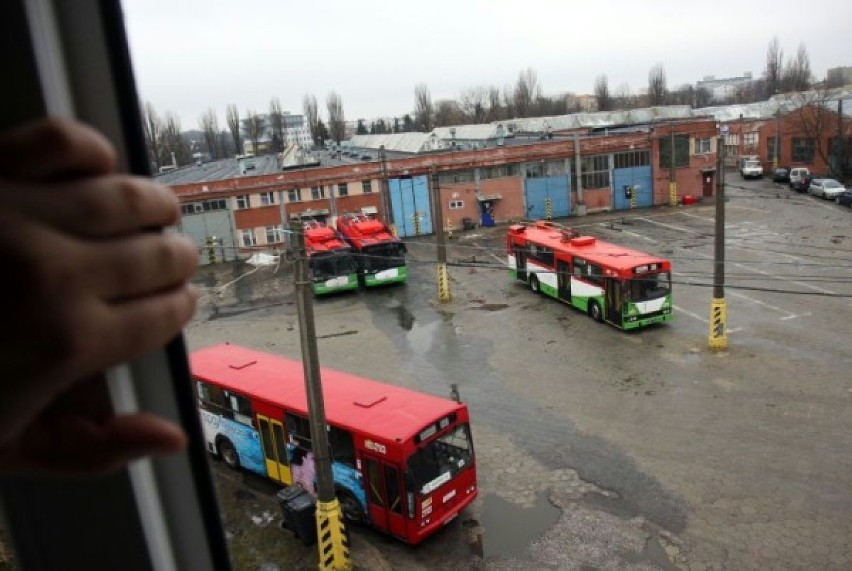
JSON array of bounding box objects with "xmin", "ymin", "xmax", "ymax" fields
[
  {"xmin": 524, "ymin": 175, "xmax": 571, "ymax": 220},
  {"xmin": 389, "ymin": 175, "xmax": 433, "ymax": 237},
  {"xmin": 612, "ymin": 166, "xmax": 652, "ymax": 210}
]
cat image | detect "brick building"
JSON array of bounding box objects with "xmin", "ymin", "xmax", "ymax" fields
[{"xmin": 172, "ymin": 118, "xmax": 719, "ymax": 262}]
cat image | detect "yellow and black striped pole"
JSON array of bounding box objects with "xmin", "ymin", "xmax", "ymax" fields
[
  {"xmin": 315, "ymin": 498, "xmax": 351, "ymax": 571},
  {"xmin": 669, "ymin": 181, "xmax": 678, "ymax": 206},
  {"xmin": 431, "ymin": 166, "xmax": 451, "ymax": 303},
  {"xmin": 629, "ymin": 186, "xmax": 637, "ymax": 209},
  {"xmin": 205, "ymin": 236, "xmax": 217, "ymax": 265},
  {"xmin": 412, "ymin": 211, "xmax": 421, "ymax": 236},
  {"xmin": 445, "ymin": 217, "xmax": 454, "ymax": 240},
  {"xmin": 544, "ymin": 197, "xmax": 553, "ymax": 219},
  {"xmin": 708, "ymin": 137, "xmax": 728, "ymax": 350}
]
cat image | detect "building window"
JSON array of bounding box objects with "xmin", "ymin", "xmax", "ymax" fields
[
  {"xmin": 287, "ymin": 189, "xmax": 301, "ymax": 202},
  {"xmin": 743, "ymin": 132, "xmax": 758, "ymax": 147},
  {"xmin": 724, "ymin": 134, "xmax": 740, "ymax": 146},
  {"xmin": 241, "ymin": 229, "xmax": 256, "ymax": 247},
  {"xmin": 438, "ymin": 169, "xmax": 475, "ymax": 184},
  {"xmin": 235, "ymin": 195, "xmax": 249, "ymax": 209},
  {"xmin": 361, "ymin": 180, "xmax": 372, "ymax": 194},
  {"xmin": 259, "ymin": 191, "xmax": 275, "ymax": 206},
  {"xmin": 201, "ymin": 199, "xmax": 227, "ymax": 211},
  {"xmin": 181, "ymin": 203, "xmax": 201, "ymax": 215},
  {"xmin": 337, "ymin": 183, "xmax": 348, "ymax": 197},
  {"xmin": 265, "ymin": 225, "xmax": 284, "ymax": 244},
  {"xmin": 659, "ymin": 135, "xmax": 690, "ymax": 168},
  {"xmin": 613, "ymin": 150, "xmax": 650, "ymax": 168},
  {"xmin": 481, "ymin": 164, "xmax": 520, "ymax": 179},
  {"xmin": 449, "ymin": 200, "xmax": 464, "ymax": 210},
  {"xmin": 311, "ymin": 186, "xmax": 324, "ymax": 200},
  {"xmin": 580, "ymin": 155, "xmax": 610, "ymax": 189},
  {"xmin": 694, "ymin": 139, "xmax": 712, "ymax": 155},
  {"xmin": 791, "ymin": 138, "xmax": 815, "ymax": 162}
]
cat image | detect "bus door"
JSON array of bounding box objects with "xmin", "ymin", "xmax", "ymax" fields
[
  {"xmin": 257, "ymin": 415, "xmax": 291, "ymax": 484},
  {"xmin": 604, "ymin": 278, "xmax": 624, "ymax": 325},
  {"xmin": 363, "ymin": 455, "xmax": 406, "ymax": 538},
  {"xmin": 556, "ymin": 259, "xmax": 571, "ymax": 301},
  {"xmin": 513, "ymin": 245, "xmax": 528, "ymax": 282}
]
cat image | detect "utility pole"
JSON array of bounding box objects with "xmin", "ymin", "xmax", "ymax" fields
[
  {"xmin": 290, "ymin": 219, "xmax": 352, "ymax": 571},
  {"xmin": 574, "ymin": 133, "xmax": 586, "ymax": 215},
  {"xmin": 708, "ymin": 137, "xmax": 728, "ymax": 350},
  {"xmin": 669, "ymin": 123, "xmax": 678, "ymax": 206},
  {"xmin": 430, "ymin": 165, "xmax": 451, "ymax": 302},
  {"xmin": 837, "ymin": 99, "xmax": 845, "ymax": 179},
  {"xmin": 378, "ymin": 145, "xmax": 394, "ymax": 234},
  {"xmin": 773, "ymin": 107, "xmax": 781, "ymax": 171}
]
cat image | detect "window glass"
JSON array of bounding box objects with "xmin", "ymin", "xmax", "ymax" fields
[
  {"xmin": 367, "ymin": 459, "xmax": 384, "ymax": 506},
  {"xmin": 659, "ymin": 135, "xmax": 690, "ymax": 168},
  {"xmin": 384, "ymin": 465, "xmax": 402, "ymax": 514}
]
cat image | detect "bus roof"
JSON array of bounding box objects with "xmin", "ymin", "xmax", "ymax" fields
[
  {"xmin": 509, "ymin": 222, "xmax": 670, "ymax": 272},
  {"xmin": 190, "ymin": 344, "xmax": 462, "ymax": 442},
  {"xmin": 336, "ymin": 213, "xmax": 397, "ymax": 249}
]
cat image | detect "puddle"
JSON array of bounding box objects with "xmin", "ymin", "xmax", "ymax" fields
[
  {"xmin": 393, "ymin": 304, "xmax": 415, "ymax": 330},
  {"xmin": 479, "ymin": 492, "xmax": 561, "ymax": 558}
]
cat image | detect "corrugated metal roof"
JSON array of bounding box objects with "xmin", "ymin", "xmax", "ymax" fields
[
  {"xmin": 431, "ymin": 124, "xmax": 506, "ymax": 140},
  {"xmin": 348, "ymin": 133, "xmax": 430, "ymax": 154}
]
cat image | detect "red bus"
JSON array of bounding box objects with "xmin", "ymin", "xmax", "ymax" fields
[
  {"xmin": 507, "ymin": 220, "xmax": 673, "ymax": 329},
  {"xmin": 191, "ymin": 344, "xmax": 477, "ymax": 544},
  {"xmin": 336, "ymin": 213, "xmax": 407, "ymax": 287},
  {"xmin": 302, "ymin": 220, "xmax": 358, "ymax": 295}
]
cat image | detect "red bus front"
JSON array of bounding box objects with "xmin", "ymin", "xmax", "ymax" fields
[{"xmin": 359, "ymin": 412, "xmax": 477, "ymax": 544}]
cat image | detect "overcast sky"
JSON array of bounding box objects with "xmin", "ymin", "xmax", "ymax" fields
[{"xmin": 123, "ymin": 0, "xmax": 852, "ymax": 129}]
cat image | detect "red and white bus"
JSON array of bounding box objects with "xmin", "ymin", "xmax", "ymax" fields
[
  {"xmin": 336, "ymin": 213, "xmax": 407, "ymax": 287},
  {"xmin": 507, "ymin": 220, "xmax": 673, "ymax": 329},
  {"xmin": 191, "ymin": 344, "xmax": 477, "ymax": 544}
]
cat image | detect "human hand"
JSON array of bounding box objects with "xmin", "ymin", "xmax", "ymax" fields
[{"xmin": 0, "ymin": 118, "xmax": 198, "ymax": 475}]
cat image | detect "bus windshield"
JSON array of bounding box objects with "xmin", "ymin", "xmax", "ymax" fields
[
  {"xmin": 627, "ymin": 271, "xmax": 671, "ymax": 302},
  {"xmin": 362, "ymin": 242, "xmax": 406, "ymax": 272},
  {"xmin": 408, "ymin": 424, "xmax": 473, "ymax": 495},
  {"xmin": 309, "ymin": 251, "xmax": 356, "ymax": 281}
]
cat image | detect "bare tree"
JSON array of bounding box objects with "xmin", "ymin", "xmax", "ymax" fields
[
  {"xmin": 648, "ymin": 64, "xmax": 668, "ymax": 106},
  {"xmin": 225, "ymin": 103, "xmax": 242, "ymax": 156},
  {"xmin": 594, "ymin": 75, "xmax": 613, "ymax": 111},
  {"xmin": 513, "ymin": 67, "xmax": 541, "ymax": 118},
  {"xmin": 326, "ymin": 91, "xmax": 346, "ymax": 143},
  {"xmin": 142, "ymin": 101, "xmax": 162, "ymax": 171},
  {"xmin": 414, "ymin": 84, "xmax": 434, "ymax": 131},
  {"xmin": 434, "ymin": 99, "xmax": 465, "ymax": 127},
  {"xmin": 789, "ymin": 89, "xmax": 850, "ymax": 177},
  {"xmin": 160, "ymin": 112, "xmax": 191, "ymax": 166},
  {"xmin": 694, "ymin": 87, "xmax": 712, "ymax": 108},
  {"xmin": 486, "ymin": 85, "xmax": 504, "ymax": 121},
  {"xmin": 198, "ymin": 107, "xmax": 220, "ymax": 159},
  {"xmin": 459, "ymin": 86, "xmax": 488, "ymax": 123},
  {"xmin": 302, "ymin": 94, "xmax": 319, "ymax": 147},
  {"xmin": 269, "ymin": 97, "xmax": 285, "ymax": 152},
  {"xmin": 783, "ymin": 44, "xmax": 812, "ymax": 92},
  {"xmin": 245, "ymin": 110, "xmax": 264, "ymax": 155},
  {"xmin": 763, "ymin": 36, "xmax": 784, "ymax": 98},
  {"xmin": 614, "ymin": 83, "xmax": 636, "ymax": 110}
]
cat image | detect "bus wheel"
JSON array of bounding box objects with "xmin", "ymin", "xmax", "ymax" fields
[
  {"xmin": 589, "ymin": 301, "xmax": 603, "ymax": 322},
  {"xmin": 337, "ymin": 489, "xmax": 365, "ymax": 525},
  {"xmin": 529, "ymin": 275, "xmax": 540, "ymax": 294},
  {"xmin": 217, "ymin": 438, "xmax": 240, "ymax": 470}
]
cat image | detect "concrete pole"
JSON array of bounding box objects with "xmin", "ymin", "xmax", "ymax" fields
[
  {"xmin": 669, "ymin": 124, "xmax": 678, "ymax": 206},
  {"xmin": 430, "ymin": 166, "xmax": 451, "ymax": 302},
  {"xmin": 290, "ymin": 220, "xmax": 352, "ymax": 570},
  {"xmin": 573, "ymin": 133, "xmax": 585, "ymax": 215},
  {"xmin": 708, "ymin": 137, "xmax": 728, "ymax": 350}
]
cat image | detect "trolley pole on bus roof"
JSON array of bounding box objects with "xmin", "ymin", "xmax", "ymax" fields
[
  {"xmin": 290, "ymin": 219, "xmax": 352, "ymax": 571},
  {"xmin": 708, "ymin": 137, "xmax": 728, "ymax": 350},
  {"xmin": 431, "ymin": 165, "xmax": 451, "ymax": 302}
]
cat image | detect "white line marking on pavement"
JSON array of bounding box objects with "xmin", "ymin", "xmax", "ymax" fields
[
  {"xmin": 728, "ymin": 205, "xmax": 764, "ymax": 212},
  {"xmin": 779, "ymin": 312, "xmax": 812, "ymax": 321},
  {"xmin": 728, "ymin": 290, "xmax": 796, "ymax": 318},
  {"xmin": 673, "ymin": 304, "xmax": 707, "ymax": 323},
  {"xmin": 636, "ymin": 217, "xmax": 699, "ymax": 234},
  {"xmin": 598, "ymin": 223, "xmax": 657, "ymax": 242}
]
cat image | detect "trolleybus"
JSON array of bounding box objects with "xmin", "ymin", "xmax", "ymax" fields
[
  {"xmin": 302, "ymin": 219, "xmax": 358, "ymax": 295},
  {"xmin": 507, "ymin": 220, "xmax": 673, "ymax": 329},
  {"xmin": 192, "ymin": 344, "xmax": 476, "ymax": 544},
  {"xmin": 336, "ymin": 212, "xmax": 407, "ymax": 286}
]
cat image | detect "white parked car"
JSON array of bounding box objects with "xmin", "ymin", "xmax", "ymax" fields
[
  {"xmin": 808, "ymin": 178, "xmax": 846, "ymax": 199},
  {"xmin": 739, "ymin": 159, "xmax": 764, "ymax": 179}
]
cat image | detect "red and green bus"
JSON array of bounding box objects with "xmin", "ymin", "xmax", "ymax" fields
[
  {"xmin": 507, "ymin": 220, "xmax": 673, "ymax": 329},
  {"xmin": 302, "ymin": 220, "xmax": 359, "ymax": 295},
  {"xmin": 191, "ymin": 344, "xmax": 476, "ymax": 544},
  {"xmin": 336, "ymin": 213, "xmax": 407, "ymax": 287}
]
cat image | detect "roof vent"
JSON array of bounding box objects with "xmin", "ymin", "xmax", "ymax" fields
[
  {"xmin": 354, "ymin": 394, "xmax": 387, "ymax": 408},
  {"xmin": 228, "ymin": 359, "xmax": 257, "ymax": 370}
]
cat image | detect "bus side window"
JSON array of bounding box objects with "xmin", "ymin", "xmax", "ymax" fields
[
  {"xmin": 197, "ymin": 381, "xmax": 228, "ymax": 414},
  {"xmin": 285, "ymin": 412, "xmax": 312, "ymax": 450},
  {"xmin": 228, "ymin": 393, "xmax": 254, "ymax": 426},
  {"xmin": 328, "ymin": 425, "xmax": 356, "ymax": 467},
  {"xmin": 573, "ymin": 257, "xmax": 586, "ymax": 277}
]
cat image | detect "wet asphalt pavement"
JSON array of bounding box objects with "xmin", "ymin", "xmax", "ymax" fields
[{"xmin": 188, "ymin": 172, "xmax": 852, "ymax": 570}]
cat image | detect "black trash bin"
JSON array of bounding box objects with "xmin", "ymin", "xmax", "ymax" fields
[
  {"xmin": 276, "ymin": 485, "xmax": 316, "ymax": 546},
  {"xmin": 462, "ymin": 217, "xmax": 476, "ymax": 231}
]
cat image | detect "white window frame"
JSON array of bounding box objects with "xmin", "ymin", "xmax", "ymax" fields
[
  {"xmin": 449, "ymin": 200, "xmax": 464, "ymax": 210},
  {"xmin": 362, "ymin": 180, "xmax": 372, "ymax": 194},
  {"xmin": 695, "ymin": 138, "xmax": 712, "ymax": 154},
  {"xmin": 265, "ymin": 225, "xmax": 284, "ymax": 244},
  {"xmin": 311, "ymin": 186, "xmax": 325, "ymax": 200},
  {"xmin": 287, "ymin": 189, "xmax": 300, "ymax": 202},
  {"xmin": 337, "ymin": 183, "xmax": 348, "ymax": 197},
  {"xmin": 241, "ymin": 229, "xmax": 256, "ymax": 247},
  {"xmin": 235, "ymin": 195, "xmax": 249, "ymax": 209},
  {"xmin": 259, "ymin": 191, "xmax": 275, "ymax": 206},
  {"xmin": 743, "ymin": 132, "xmax": 758, "ymax": 147}
]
